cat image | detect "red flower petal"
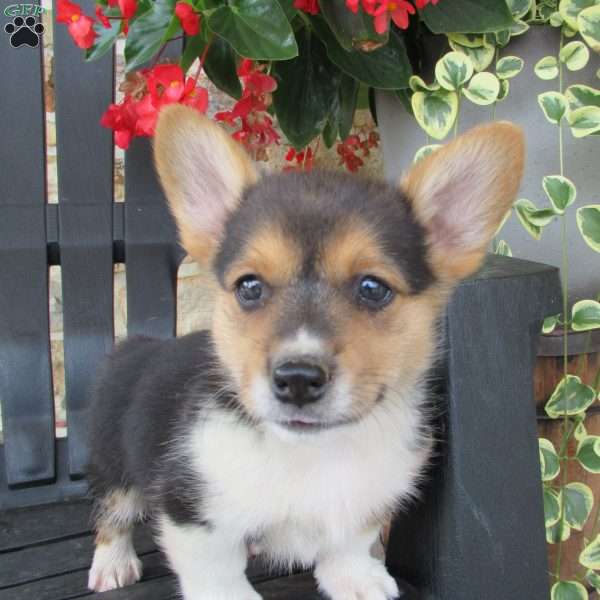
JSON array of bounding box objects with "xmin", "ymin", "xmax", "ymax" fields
[
  {"xmin": 118, "ymin": 0, "xmax": 137, "ymax": 19},
  {"xmin": 95, "ymin": 6, "xmax": 111, "ymax": 28}
]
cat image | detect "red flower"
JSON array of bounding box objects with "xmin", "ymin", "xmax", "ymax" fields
[
  {"xmin": 95, "ymin": 6, "xmax": 110, "ymax": 28},
  {"xmin": 414, "ymin": 0, "xmax": 439, "ymax": 8},
  {"xmin": 215, "ymin": 60, "xmax": 279, "ymax": 160},
  {"xmin": 100, "ymin": 63, "xmax": 208, "ymax": 149},
  {"xmin": 175, "ymin": 2, "xmax": 201, "ymax": 36},
  {"xmin": 118, "ymin": 0, "xmax": 137, "ymax": 19},
  {"xmin": 284, "ymin": 146, "xmax": 315, "ymax": 172},
  {"xmin": 57, "ymin": 0, "xmax": 97, "ymax": 48},
  {"xmin": 294, "ymin": 0, "xmax": 320, "ymax": 14},
  {"xmin": 373, "ymin": 0, "xmax": 416, "ymax": 33},
  {"xmin": 346, "ymin": 0, "xmax": 377, "ymax": 14}
]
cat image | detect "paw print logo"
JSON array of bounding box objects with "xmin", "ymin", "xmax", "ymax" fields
[{"xmin": 4, "ymin": 16, "xmax": 44, "ymax": 48}]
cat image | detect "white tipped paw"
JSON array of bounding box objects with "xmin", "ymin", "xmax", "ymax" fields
[
  {"xmin": 88, "ymin": 540, "xmax": 143, "ymax": 592},
  {"xmin": 316, "ymin": 556, "xmax": 400, "ymax": 600}
]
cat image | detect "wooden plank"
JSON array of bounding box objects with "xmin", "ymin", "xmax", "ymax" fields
[
  {"xmin": 123, "ymin": 42, "xmax": 183, "ymax": 339},
  {"xmin": 386, "ymin": 254, "xmax": 561, "ymax": 600},
  {"xmin": 0, "ymin": 24, "xmax": 54, "ymax": 487},
  {"xmin": 53, "ymin": 0, "xmax": 115, "ymax": 478},
  {"xmin": 124, "ymin": 140, "xmax": 182, "ymax": 339},
  {"xmin": 0, "ymin": 550, "xmax": 168, "ymax": 600},
  {"xmin": 0, "ymin": 525, "xmax": 156, "ymax": 588},
  {"xmin": 0, "ymin": 500, "xmax": 92, "ymax": 552}
]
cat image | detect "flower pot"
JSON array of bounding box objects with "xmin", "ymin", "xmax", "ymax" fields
[
  {"xmin": 375, "ymin": 25, "xmax": 599, "ymax": 303},
  {"xmin": 535, "ymin": 329, "xmax": 600, "ymax": 581}
]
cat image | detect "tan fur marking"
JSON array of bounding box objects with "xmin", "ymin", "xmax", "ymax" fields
[
  {"xmin": 320, "ymin": 221, "xmax": 411, "ymax": 294},
  {"xmin": 401, "ymin": 121, "xmax": 525, "ymax": 281},
  {"xmin": 154, "ymin": 105, "xmax": 258, "ymax": 264},
  {"xmin": 224, "ymin": 227, "xmax": 303, "ymax": 290}
]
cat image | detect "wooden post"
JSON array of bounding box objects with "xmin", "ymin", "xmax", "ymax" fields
[{"xmin": 387, "ymin": 255, "xmax": 561, "ymax": 599}]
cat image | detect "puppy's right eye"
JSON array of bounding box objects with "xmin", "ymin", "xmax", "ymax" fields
[{"xmin": 235, "ymin": 275, "xmax": 266, "ymax": 307}]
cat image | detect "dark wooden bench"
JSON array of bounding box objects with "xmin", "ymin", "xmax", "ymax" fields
[{"xmin": 1, "ymin": 9, "xmax": 560, "ymax": 600}]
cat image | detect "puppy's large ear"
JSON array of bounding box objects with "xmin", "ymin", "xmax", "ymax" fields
[
  {"xmin": 154, "ymin": 105, "xmax": 258, "ymax": 263},
  {"xmin": 401, "ymin": 122, "xmax": 524, "ymax": 281}
]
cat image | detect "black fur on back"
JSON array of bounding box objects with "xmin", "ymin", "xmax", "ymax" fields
[{"xmin": 86, "ymin": 332, "xmax": 242, "ymax": 525}]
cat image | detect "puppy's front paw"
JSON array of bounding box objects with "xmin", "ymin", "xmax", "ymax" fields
[
  {"xmin": 88, "ymin": 541, "xmax": 143, "ymax": 592},
  {"xmin": 315, "ymin": 556, "xmax": 399, "ymax": 600}
]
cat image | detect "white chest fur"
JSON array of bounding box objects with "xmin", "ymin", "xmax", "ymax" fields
[{"xmin": 189, "ymin": 392, "xmax": 430, "ymax": 567}]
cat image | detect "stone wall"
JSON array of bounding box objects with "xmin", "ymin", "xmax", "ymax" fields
[{"xmin": 36, "ymin": 1, "xmax": 384, "ymax": 437}]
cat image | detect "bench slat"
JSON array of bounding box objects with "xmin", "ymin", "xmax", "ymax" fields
[
  {"xmin": 0, "ymin": 34, "xmax": 54, "ymax": 487},
  {"xmin": 53, "ymin": 0, "xmax": 116, "ymax": 478}
]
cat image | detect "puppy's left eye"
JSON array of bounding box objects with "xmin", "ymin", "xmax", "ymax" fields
[
  {"xmin": 356, "ymin": 276, "xmax": 393, "ymax": 309},
  {"xmin": 235, "ymin": 275, "xmax": 267, "ymax": 308}
]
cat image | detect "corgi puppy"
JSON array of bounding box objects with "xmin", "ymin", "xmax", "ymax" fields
[{"xmin": 87, "ymin": 105, "xmax": 524, "ymax": 600}]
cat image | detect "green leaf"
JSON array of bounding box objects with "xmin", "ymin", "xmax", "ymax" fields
[
  {"xmin": 579, "ymin": 5, "xmax": 600, "ymax": 52},
  {"xmin": 545, "ymin": 375, "xmax": 596, "ymax": 418},
  {"xmin": 539, "ymin": 92, "xmax": 569, "ymax": 124},
  {"xmin": 312, "ymin": 19, "xmax": 412, "ymax": 90},
  {"xmin": 338, "ymin": 74, "xmax": 359, "ymax": 140},
  {"xmin": 575, "ymin": 419, "xmax": 588, "ymax": 442},
  {"xmin": 322, "ymin": 114, "xmax": 338, "ymax": 149},
  {"xmin": 208, "ymin": 0, "xmax": 298, "ymax": 61},
  {"xmin": 411, "ymin": 90, "xmax": 459, "ymax": 140},
  {"xmin": 543, "ymin": 175, "xmax": 577, "ymax": 213},
  {"xmin": 544, "ymin": 487, "xmax": 561, "ymax": 527},
  {"xmin": 585, "ymin": 569, "xmax": 600, "ymax": 591},
  {"xmin": 540, "ymin": 438, "xmax": 561, "ymax": 481},
  {"xmin": 559, "ymin": 0, "xmax": 600, "ymax": 31},
  {"xmin": 507, "ymin": 0, "xmax": 533, "ymax": 20},
  {"xmin": 409, "ymin": 75, "xmax": 440, "ymax": 92},
  {"xmin": 125, "ymin": 0, "xmax": 179, "ymax": 72},
  {"xmin": 581, "ymin": 534, "xmax": 600, "ymax": 569},
  {"xmin": 275, "ymin": 0, "xmax": 297, "ymax": 22},
  {"xmin": 577, "ymin": 205, "xmax": 600, "ymax": 252},
  {"xmin": 564, "ymin": 482, "xmax": 594, "ymax": 530},
  {"xmin": 543, "ymin": 314, "xmax": 560, "ymax": 334},
  {"xmin": 462, "ymin": 72, "xmax": 500, "ymax": 105},
  {"xmin": 413, "ymin": 144, "xmax": 442, "ymax": 163},
  {"xmin": 320, "ymin": 0, "xmax": 387, "ymax": 52},
  {"xmin": 510, "ymin": 19, "xmax": 530, "ymax": 35},
  {"xmin": 181, "ymin": 33, "xmax": 242, "ymax": 99},
  {"xmin": 447, "ymin": 33, "xmax": 486, "ymax": 48},
  {"xmin": 577, "ymin": 435, "xmax": 600, "ymax": 472},
  {"xmin": 435, "ymin": 52, "xmax": 474, "ymax": 90},
  {"xmin": 572, "ymin": 300, "xmax": 600, "ymax": 331},
  {"xmin": 85, "ymin": 9, "xmax": 122, "ymax": 61},
  {"xmin": 560, "ymin": 40, "xmax": 591, "ymax": 70},
  {"xmin": 497, "ymin": 79, "xmax": 510, "ymax": 101},
  {"xmin": 547, "ymin": 519, "xmax": 571, "ymax": 543},
  {"xmin": 494, "ymin": 239, "xmax": 512, "ymax": 256},
  {"xmin": 273, "ymin": 31, "xmax": 341, "ymax": 149},
  {"xmin": 496, "ymin": 56, "xmax": 524, "ymax": 79},
  {"xmin": 535, "ymin": 56, "xmax": 560, "ymax": 80},
  {"xmin": 420, "ymin": 0, "xmax": 514, "ymax": 33},
  {"xmin": 565, "ymin": 84, "xmax": 600, "ymax": 109},
  {"xmin": 448, "ymin": 40, "xmax": 495, "ymax": 72},
  {"xmin": 567, "ymin": 106, "xmax": 600, "ymax": 136},
  {"xmin": 515, "ymin": 198, "xmax": 556, "ymax": 239},
  {"xmin": 551, "ymin": 11, "xmax": 565, "ymax": 26},
  {"xmin": 551, "ymin": 580, "xmax": 588, "ymax": 600}
]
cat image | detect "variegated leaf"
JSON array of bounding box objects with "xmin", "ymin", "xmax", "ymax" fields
[
  {"xmin": 435, "ymin": 52, "xmax": 474, "ymax": 91},
  {"xmin": 411, "ymin": 90, "xmax": 458, "ymax": 140},
  {"xmin": 577, "ymin": 205, "xmax": 600, "ymax": 251}
]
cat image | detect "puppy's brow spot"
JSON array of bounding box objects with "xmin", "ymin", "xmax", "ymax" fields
[
  {"xmin": 223, "ymin": 226, "xmax": 302, "ymax": 288},
  {"xmin": 320, "ymin": 221, "xmax": 411, "ymax": 294}
]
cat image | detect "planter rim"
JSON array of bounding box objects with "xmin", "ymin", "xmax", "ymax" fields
[{"xmin": 538, "ymin": 329, "xmax": 600, "ymax": 357}]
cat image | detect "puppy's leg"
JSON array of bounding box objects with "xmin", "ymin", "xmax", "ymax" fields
[
  {"xmin": 315, "ymin": 527, "xmax": 399, "ymax": 600},
  {"xmin": 88, "ymin": 488, "xmax": 145, "ymax": 592},
  {"xmin": 158, "ymin": 514, "xmax": 262, "ymax": 600}
]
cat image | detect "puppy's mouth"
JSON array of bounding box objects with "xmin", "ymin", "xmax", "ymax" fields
[{"xmin": 276, "ymin": 417, "xmax": 355, "ymax": 433}]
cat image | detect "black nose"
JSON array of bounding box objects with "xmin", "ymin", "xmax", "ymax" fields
[{"xmin": 271, "ymin": 361, "xmax": 328, "ymax": 407}]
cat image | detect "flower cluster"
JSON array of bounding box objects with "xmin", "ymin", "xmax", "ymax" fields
[
  {"xmin": 337, "ymin": 131, "xmax": 380, "ymax": 172},
  {"xmin": 284, "ymin": 146, "xmax": 316, "ymax": 172},
  {"xmin": 100, "ymin": 64, "xmax": 208, "ymax": 149},
  {"xmin": 215, "ymin": 60, "xmax": 280, "ymax": 161},
  {"xmin": 295, "ymin": 0, "xmax": 439, "ymax": 33},
  {"xmin": 56, "ymin": 0, "xmax": 98, "ymax": 48}
]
